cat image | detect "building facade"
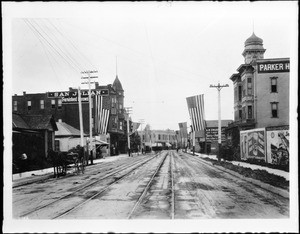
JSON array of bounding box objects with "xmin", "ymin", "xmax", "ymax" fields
[
  {"xmin": 227, "ymin": 33, "xmax": 290, "ymax": 158},
  {"xmin": 12, "ymin": 76, "xmax": 127, "ymax": 155},
  {"xmin": 138, "ymin": 129, "xmax": 177, "ymax": 150}
]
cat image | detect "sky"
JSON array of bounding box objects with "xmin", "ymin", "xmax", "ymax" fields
[{"xmin": 3, "ymin": 1, "xmax": 298, "ymax": 131}]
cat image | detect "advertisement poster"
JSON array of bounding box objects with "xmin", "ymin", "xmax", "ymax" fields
[
  {"xmin": 240, "ymin": 128, "xmax": 266, "ymax": 161},
  {"xmin": 266, "ymin": 127, "xmax": 289, "ymax": 166}
]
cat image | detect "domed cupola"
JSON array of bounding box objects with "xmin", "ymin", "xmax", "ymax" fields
[{"xmin": 242, "ymin": 32, "xmax": 266, "ymax": 64}]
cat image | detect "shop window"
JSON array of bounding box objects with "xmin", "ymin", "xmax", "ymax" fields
[
  {"xmin": 27, "ymin": 100, "xmax": 31, "ymax": 111},
  {"xmin": 271, "ymin": 102, "xmax": 278, "ymax": 118},
  {"xmin": 40, "ymin": 100, "xmax": 44, "ymax": 109},
  {"xmin": 13, "ymin": 100, "xmax": 17, "ymax": 111},
  {"xmin": 271, "ymin": 77, "xmax": 278, "ymax": 93},
  {"xmin": 58, "ymin": 99, "xmax": 62, "ymax": 109},
  {"xmin": 51, "ymin": 99, "xmax": 56, "ymax": 108}
]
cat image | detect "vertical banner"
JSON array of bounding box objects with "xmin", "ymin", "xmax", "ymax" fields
[{"xmin": 186, "ymin": 94, "xmax": 205, "ymax": 132}]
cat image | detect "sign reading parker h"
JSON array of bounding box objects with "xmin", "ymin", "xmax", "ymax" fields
[
  {"xmin": 47, "ymin": 89, "xmax": 109, "ymax": 103},
  {"xmin": 257, "ymin": 60, "xmax": 290, "ymax": 73}
]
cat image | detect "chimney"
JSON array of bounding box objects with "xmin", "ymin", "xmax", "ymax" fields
[{"xmin": 23, "ymin": 91, "xmax": 26, "ymax": 96}]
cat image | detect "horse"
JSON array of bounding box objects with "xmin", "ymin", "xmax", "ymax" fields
[{"xmin": 47, "ymin": 149, "xmax": 68, "ymax": 178}]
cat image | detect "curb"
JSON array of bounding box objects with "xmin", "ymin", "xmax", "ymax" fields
[{"xmin": 192, "ymin": 154, "xmax": 289, "ymax": 199}]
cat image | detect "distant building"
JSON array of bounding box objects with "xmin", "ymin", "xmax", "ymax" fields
[
  {"xmin": 12, "ymin": 76, "xmax": 127, "ymax": 156},
  {"xmin": 226, "ymin": 33, "xmax": 290, "ymax": 156},
  {"xmin": 137, "ymin": 129, "xmax": 177, "ymax": 150}
]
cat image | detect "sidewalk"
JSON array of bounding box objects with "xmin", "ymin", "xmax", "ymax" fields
[
  {"xmin": 189, "ymin": 151, "xmax": 289, "ymax": 181},
  {"xmin": 12, "ymin": 154, "xmax": 129, "ymax": 184}
]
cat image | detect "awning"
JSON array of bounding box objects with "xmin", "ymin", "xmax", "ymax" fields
[
  {"xmin": 166, "ymin": 142, "xmax": 172, "ymax": 147},
  {"xmin": 93, "ymin": 139, "xmax": 109, "ymax": 145}
]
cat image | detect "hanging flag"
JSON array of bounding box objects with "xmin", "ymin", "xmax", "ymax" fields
[
  {"xmin": 131, "ymin": 122, "xmax": 141, "ymax": 133},
  {"xmin": 186, "ymin": 94, "xmax": 205, "ymax": 131},
  {"xmin": 95, "ymin": 95, "xmax": 110, "ymax": 135},
  {"xmin": 178, "ymin": 122, "xmax": 188, "ymax": 138}
]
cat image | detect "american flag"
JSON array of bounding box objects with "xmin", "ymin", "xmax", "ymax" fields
[
  {"xmin": 186, "ymin": 94, "xmax": 205, "ymax": 131},
  {"xmin": 178, "ymin": 122, "xmax": 188, "ymax": 138},
  {"xmin": 95, "ymin": 95, "xmax": 110, "ymax": 135}
]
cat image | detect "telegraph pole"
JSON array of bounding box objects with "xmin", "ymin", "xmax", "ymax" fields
[
  {"xmin": 81, "ymin": 70, "xmax": 98, "ymax": 165},
  {"xmin": 125, "ymin": 107, "xmax": 132, "ymax": 157},
  {"xmin": 139, "ymin": 119, "xmax": 145, "ymax": 154},
  {"xmin": 209, "ymin": 82, "xmax": 229, "ymax": 162}
]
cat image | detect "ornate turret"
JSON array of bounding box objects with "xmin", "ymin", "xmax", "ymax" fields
[
  {"xmin": 242, "ymin": 32, "xmax": 266, "ymax": 64},
  {"xmin": 112, "ymin": 75, "xmax": 124, "ymax": 93}
]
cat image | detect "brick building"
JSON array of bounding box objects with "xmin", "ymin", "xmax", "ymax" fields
[{"xmin": 12, "ymin": 76, "xmax": 127, "ymax": 155}]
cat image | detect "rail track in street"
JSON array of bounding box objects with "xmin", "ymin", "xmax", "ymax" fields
[
  {"xmin": 19, "ymin": 153, "xmax": 161, "ymax": 219},
  {"xmin": 128, "ymin": 150, "xmax": 176, "ymax": 219}
]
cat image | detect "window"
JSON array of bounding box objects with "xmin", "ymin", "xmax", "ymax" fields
[
  {"xmin": 248, "ymin": 105, "xmax": 252, "ymax": 119},
  {"xmin": 239, "ymin": 110, "xmax": 242, "ymax": 119},
  {"xmin": 13, "ymin": 101, "xmax": 17, "ymax": 111},
  {"xmin": 51, "ymin": 99, "xmax": 55, "ymax": 108},
  {"xmin": 247, "ymin": 78, "xmax": 252, "ymax": 95},
  {"xmin": 238, "ymin": 86, "xmax": 242, "ymax": 101},
  {"xmin": 119, "ymin": 121, "xmax": 123, "ymax": 130},
  {"xmin": 54, "ymin": 140, "xmax": 60, "ymax": 151},
  {"xmin": 271, "ymin": 102, "xmax": 278, "ymax": 118},
  {"xmin": 242, "ymin": 106, "xmax": 246, "ymax": 119},
  {"xmin": 111, "ymin": 97, "xmax": 116, "ymax": 107},
  {"xmin": 271, "ymin": 77, "xmax": 278, "ymax": 92},
  {"xmin": 40, "ymin": 100, "xmax": 44, "ymax": 109},
  {"xmin": 27, "ymin": 101, "xmax": 31, "ymax": 111},
  {"xmin": 58, "ymin": 99, "xmax": 62, "ymax": 109},
  {"xmin": 111, "ymin": 108, "xmax": 116, "ymax": 115}
]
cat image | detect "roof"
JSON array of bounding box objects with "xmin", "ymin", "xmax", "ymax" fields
[
  {"xmin": 245, "ymin": 32, "xmax": 263, "ymax": 46},
  {"xmin": 13, "ymin": 114, "xmax": 57, "ymax": 131},
  {"xmin": 56, "ymin": 121, "xmax": 87, "ymax": 137},
  {"xmin": 205, "ymin": 120, "xmax": 233, "ymax": 128},
  {"xmin": 13, "ymin": 113, "xmax": 30, "ymax": 129},
  {"xmin": 112, "ymin": 75, "xmax": 124, "ymax": 91}
]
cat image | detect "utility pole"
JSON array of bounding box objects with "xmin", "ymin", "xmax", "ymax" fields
[
  {"xmin": 125, "ymin": 107, "xmax": 132, "ymax": 157},
  {"xmin": 139, "ymin": 119, "xmax": 145, "ymax": 154},
  {"xmin": 209, "ymin": 82, "xmax": 229, "ymax": 162},
  {"xmin": 81, "ymin": 70, "xmax": 98, "ymax": 165}
]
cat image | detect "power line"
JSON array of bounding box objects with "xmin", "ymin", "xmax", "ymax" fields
[{"xmin": 30, "ymin": 19, "xmax": 83, "ymax": 71}]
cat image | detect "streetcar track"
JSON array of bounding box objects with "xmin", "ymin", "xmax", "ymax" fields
[
  {"xmin": 127, "ymin": 151, "xmax": 169, "ymax": 219},
  {"xmin": 19, "ymin": 153, "xmax": 161, "ymax": 218}
]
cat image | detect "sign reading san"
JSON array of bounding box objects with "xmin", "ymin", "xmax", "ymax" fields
[{"xmin": 47, "ymin": 89, "xmax": 109, "ymax": 103}]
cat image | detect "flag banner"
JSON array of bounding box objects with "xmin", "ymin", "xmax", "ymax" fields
[
  {"xmin": 132, "ymin": 122, "xmax": 141, "ymax": 133},
  {"xmin": 95, "ymin": 95, "xmax": 110, "ymax": 135},
  {"xmin": 186, "ymin": 94, "xmax": 205, "ymax": 131},
  {"xmin": 178, "ymin": 122, "xmax": 188, "ymax": 138}
]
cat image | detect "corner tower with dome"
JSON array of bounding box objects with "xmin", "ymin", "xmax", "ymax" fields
[{"xmin": 226, "ymin": 32, "xmax": 290, "ymax": 161}]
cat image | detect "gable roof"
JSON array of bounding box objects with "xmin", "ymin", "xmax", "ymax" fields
[
  {"xmin": 13, "ymin": 114, "xmax": 58, "ymax": 131},
  {"xmin": 12, "ymin": 113, "xmax": 30, "ymax": 129},
  {"xmin": 55, "ymin": 121, "xmax": 87, "ymax": 137}
]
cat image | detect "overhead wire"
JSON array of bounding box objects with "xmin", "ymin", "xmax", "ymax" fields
[
  {"xmin": 29, "ymin": 19, "xmax": 83, "ymax": 72},
  {"xmin": 24, "ymin": 19, "xmax": 80, "ymax": 73}
]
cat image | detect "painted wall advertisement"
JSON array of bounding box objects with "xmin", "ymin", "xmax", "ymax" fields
[
  {"xmin": 266, "ymin": 126, "xmax": 289, "ymax": 166},
  {"xmin": 240, "ymin": 128, "xmax": 266, "ymax": 161}
]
